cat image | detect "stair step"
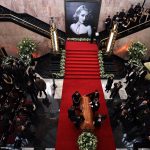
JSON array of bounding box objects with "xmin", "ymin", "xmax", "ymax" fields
[
  {"xmin": 105, "ymin": 69, "xmax": 119, "ymax": 72},
  {"xmin": 67, "ymin": 49, "xmax": 98, "ymax": 52},
  {"xmin": 66, "ymin": 54, "xmax": 98, "ymax": 58},
  {"xmin": 51, "ymin": 65, "xmax": 60, "ymax": 68},
  {"xmin": 51, "ymin": 68, "xmax": 60, "ymax": 70},
  {"xmin": 66, "ymin": 58, "xmax": 98, "ymax": 61},
  {"xmin": 65, "ymin": 72, "xmax": 100, "ymax": 75},
  {"xmin": 51, "ymin": 61, "xmax": 60, "ymax": 64},
  {"xmin": 66, "ymin": 41, "xmax": 98, "ymax": 50},
  {"xmin": 64, "ymin": 41, "xmax": 101, "ymax": 79},
  {"xmin": 65, "ymin": 68, "xmax": 99, "ymax": 72},
  {"xmin": 51, "ymin": 63, "xmax": 60, "ymax": 66},
  {"xmin": 66, "ymin": 51, "xmax": 97, "ymax": 55},
  {"xmin": 65, "ymin": 61, "xmax": 99, "ymax": 65},
  {"xmin": 65, "ymin": 75, "xmax": 100, "ymax": 79},
  {"xmin": 65, "ymin": 64, "xmax": 99, "ymax": 68}
]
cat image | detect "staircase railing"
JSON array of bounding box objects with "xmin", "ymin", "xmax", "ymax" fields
[
  {"xmin": 0, "ymin": 5, "xmax": 66, "ymax": 41},
  {"xmin": 98, "ymin": 20, "xmax": 150, "ymax": 78},
  {"xmin": 99, "ymin": 20, "xmax": 150, "ymax": 50}
]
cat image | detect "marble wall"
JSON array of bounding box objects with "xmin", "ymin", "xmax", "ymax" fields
[
  {"xmin": 0, "ymin": 22, "xmax": 50, "ymax": 57},
  {"xmin": 0, "ymin": 0, "xmax": 65, "ymax": 31},
  {"xmin": 114, "ymin": 28, "xmax": 150, "ymax": 60}
]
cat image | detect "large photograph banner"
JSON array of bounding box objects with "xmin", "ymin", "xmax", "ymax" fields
[{"xmin": 65, "ymin": 1, "xmax": 101, "ymax": 38}]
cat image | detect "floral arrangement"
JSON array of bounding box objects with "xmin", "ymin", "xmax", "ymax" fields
[
  {"xmin": 98, "ymin": 50, "xmax": 113, "ymax": 78},
  {"xmin": 2, "ymin": 56, "xmax": 15, "ymax": 66},
  {"xmin": 67, "ymin": 38, "xmax": 91, "ymax": 41},
  {"xmin": 17, "ymin": 38, "xmax": 37, "ymax": 66},
  {"xmin": 1, "ymin": 56, "xmax": 25, "ymax": 72},
  {"xmin": 2, "ymin": 56, "xmax": 17, "ymax": 70},
  {"xmin": 52, "ymin": 49, "xmax": 66, "ymax": 78},
  {"xmin": 77, "ymin": 132, "xmax": 98, "ymax": 150},
  {"xmin": 128, "ymin": 41, "xmax": 147, "ymax": 68}
]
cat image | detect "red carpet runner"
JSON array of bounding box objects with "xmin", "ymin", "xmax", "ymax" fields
[{"xmin": 55, "ymin": 41, "xmax": 115, "ymax": 150}]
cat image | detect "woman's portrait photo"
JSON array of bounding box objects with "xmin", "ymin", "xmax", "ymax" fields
[
  {"xmin": 65, "ymin": 1, "xmax": 101, "ymax": 38},
  {"xmin": 70, "ymin": 5, "xmax": 92, "ymax": 37}
]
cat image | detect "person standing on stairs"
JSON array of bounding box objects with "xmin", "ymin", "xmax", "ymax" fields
[{"xmin": 90, "ymin": 26, "xmax": 96, "ymax": 43}]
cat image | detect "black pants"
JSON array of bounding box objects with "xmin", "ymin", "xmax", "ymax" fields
[
  {"xmin": 90, "ymin": 35, "xmax": 95, "ymax": 43},
  {"xmin": 133, "ymin": 141, "xmax": 150, "ymax": 150}
]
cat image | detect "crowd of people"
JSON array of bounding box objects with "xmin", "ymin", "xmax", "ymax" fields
[
  {"xmin": 0, "ymin": 56, "xmax": 52, "ymax": 149},
  {"xmin": 68, "ymin": 90, "xmax": 106, "ymax": 128},
  {"xmin": 106, "ymin": 63, "xmax": 150, "ymax": 149},
  {"xmin": 104, "ymin": 3, "xmax": 150, "ymax": 33}
]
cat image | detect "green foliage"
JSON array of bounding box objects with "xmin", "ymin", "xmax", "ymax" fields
[
  {"xmin": 2, "ymin": 56, "xmax": 25, "ymax": 71},
  {"xmin": 2, "ymin": 56, "xmax": 15, "ymax": 66},
  {"xmin": 17, "ymin": 38, "xmax": 37, "ymax": 66},
  {"xmin": 52, "ymin": 49, "xmax": 66, "ymax": 78},
  {"xmin": 128, "ymin": 41, "xmax": 147, "ymax": 67},
  {"xmin": 77, "ymin": 132, "xmax": 98, "ymax": 150},
  {"xmin": 98, "ymin": 50, "xmax": 113, "ymax": 78},
  {"xmin": 18, "ymin": 38, "xmax": 36, "ymax": 55},
  {"xmin": 67, "ymin": 38, "xmax": 90, "ymax": 41}
]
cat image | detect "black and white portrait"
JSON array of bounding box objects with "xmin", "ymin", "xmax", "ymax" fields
[{"xmin": 65, "ymin": 1, "xmax": 101, "ymax": 38}]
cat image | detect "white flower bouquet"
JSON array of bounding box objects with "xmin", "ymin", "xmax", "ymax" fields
[
  {"xmin": 77, "ymin": 132, "xmax": 98, "ymax": 150},
  {"xmin": 17, "ymin": 38, "xmax": 37, "ymax": 66}
]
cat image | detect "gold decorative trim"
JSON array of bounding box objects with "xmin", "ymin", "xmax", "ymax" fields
[
  {"xmin": 50, "ymin": 22, "xmax": 59, "ymax": 53},
  {"xmin": 0, "ymin": 13, "xmax": 65, "ymax": 41}
]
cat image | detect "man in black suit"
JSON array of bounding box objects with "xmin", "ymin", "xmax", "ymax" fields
[
  {"xmin": 68, "ymin": 106, "xmax": 76, "ymax": 121},
  {"xmin": 112, "ymin": 12, "xmax": 119, "ymax": 24},
  {"xmin": 127, "ymin": 4, "xmax": 135, "ymax": 19},
  {"xmin": 87, "ymin": 90, "xmax": 99, "ymax": 102},
  {"xmin": 105, "ymin": 75, "xmax": 114, "ymax": 93},
  {"xmin": 68, "ymin": 106, "xmax": 84, "ymax": 128},
  {"xmin": 105, "ymin": 16, "xmax": 112, "ymax": 33},
  {"xmin": 110, "ymin": 81, "xmax": 122, "ymax": 99},
  {"xmin": 90, "ymin": 27, "xmax": 97, "ymax": 43},
  {"xmin": 89, "ymin": 91, "xmax": 100, "ymax": 112},
  {"xmin": 90, "ymin": 99, "xmax": 100, "ymax": 112},
  {"xmin": 72, "ymin": 91, "xmax": 81, "ymax": 109},
  {"xmin": 134, "ymin": 3, "xmax": 142, "ymax": 14}
]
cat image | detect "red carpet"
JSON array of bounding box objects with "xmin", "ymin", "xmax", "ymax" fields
[{"xmin": 55, "ymin": 41, "xmax": 116, "ymax": 150}]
